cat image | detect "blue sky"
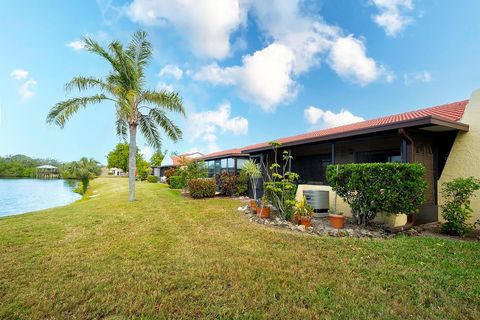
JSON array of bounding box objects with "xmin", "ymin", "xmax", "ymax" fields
[{"xmin": 1, "ymin": 0, "xmax": 480, "ymax": 165}]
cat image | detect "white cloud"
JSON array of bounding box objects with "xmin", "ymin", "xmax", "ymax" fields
[
  {"xmin": 19, "ymin": 79, "xmax": 37, "ymax": 101},
  {"xmin": 192, "ymin": 1, "xmax": 391, "ymax": 110},
  {"xmin": 126, "ymin": 0, "xmax": 247, "ymax": 59},
  {"xmin": 304, "ymin": 106, "xmax": 364, "ymax": 128},
  {"xmin": 155, "ymin": 82, "xmax": 174, "ymax": 92},
  {"xmin": 67, "ymin": 40, "xmax": 86, "ymax": 51},
  {"xmin": 404, "ymin": 71, "xmax": 432, "ymax": 85},
  {"xmin": 158, "ymin": 64, "xmax": 183, "ymax": 80},
  {"xmin": 328, "ymin": 35, "xmax": 395, "ymax": 85},
  {"xmin": 194, "ymin": 43, "xmax": 297, "ymax": 111},
  {"xmin": 371, "ymin": 0, "xmax": 414, "ymax": 37},
  {"xmin": 10, "ymin": 69, "xmax": 29, "ymax": 80},
  {"xmin": 186, "ymin": 102, "xmax": 248, "ymax": 153}
]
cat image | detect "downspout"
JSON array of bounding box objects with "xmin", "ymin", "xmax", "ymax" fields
[{"xmin": 395, "ymin": 128, "xmax": 416, "ymax": 230}]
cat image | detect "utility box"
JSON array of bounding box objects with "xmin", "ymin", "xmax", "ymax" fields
[{"xmin": 303, "ymin": 190, "xmax": 329, "ymax": 217}]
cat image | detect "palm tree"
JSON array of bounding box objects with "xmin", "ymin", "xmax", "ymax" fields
[
  {"xmin": 47, "ymin": 31, "xmax": 185, "ymax": 201},
  {"xmin": 62, "ymin": 157, "xmax": 101, "ymax": 194}
]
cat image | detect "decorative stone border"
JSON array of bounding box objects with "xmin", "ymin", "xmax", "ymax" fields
[{"xmin": 239, "ymin": 206, "xmax": 424, "ymax": 239}]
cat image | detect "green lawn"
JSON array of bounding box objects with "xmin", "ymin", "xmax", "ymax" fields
[{"xmin": 0, "ymin": 178, "xmax": 479, "ymax": 319}]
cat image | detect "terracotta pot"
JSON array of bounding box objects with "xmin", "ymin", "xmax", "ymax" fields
[
  {"xmin": 329, "ymin": 214, "xmax": 345, "ymax": 229},
  {"xmin": 300, "ymin": 216, "xmax": 311, "ymax": 228},
  {"xmin": 293, "ymin": 212, "xmax": 301, "ymax": 225},
  {"xmin": 250, "ymin": 200, "xmax": 257, "ymax": 211},
  {"xmin": 257, "ymin": 207, "xmax": 271, "ymax": 218}
]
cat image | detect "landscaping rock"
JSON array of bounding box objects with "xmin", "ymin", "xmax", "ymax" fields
[
  {"xmin": 237, "ymin": 205, "xmax": 249, "ymax": 212},
  {"xmin": 297, "ymin": 225, "xmax": 306, "ymax": 232}
]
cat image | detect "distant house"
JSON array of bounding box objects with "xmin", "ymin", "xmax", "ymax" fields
[
  {"xmin": 109, "ymin": 167, "xmax": 124, "ymax": 176},
  {"xmin": 152, "ymin": 152, "xmax": 205, "ymax": 179},
  {"xmin": 36, "ymin": 165, "xmax": 59, "ymax": 179},
  {"xmin": 200, "ymin": 148, "xmax": 249, "ymax": 177},
  {"xmin": 171, "ymin": 152, "xmax": 204, "ymax": 166}
]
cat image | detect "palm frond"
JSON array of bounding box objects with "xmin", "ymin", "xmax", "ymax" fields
[
  {"xmin": 149, "ymin": 108, "xmax": 183, "ymax": 142},
  {"xmin": 65, "ymin": 76, "xmax": 117, "ymax": 95},
  {"xmin": 139, "ymin": 114, "xmax": 162, "ymax": 149},
  {"xmin": 46, "ymin": 95, "xmax": 110, "ymax": 128},
  {"xmin": 115, "ymin": 115, "xmax": 129, "ymax": 141},
  {"xmin": 82, "ymin": 37, "xmax": 118, "ymax": 69},
  {"xmin": 127, "ymin": 30, "xmax": 152, "ymax": 68},
  {"xmin": 142, "ymin": 90, "xmax": 185, "ymax": 116}
]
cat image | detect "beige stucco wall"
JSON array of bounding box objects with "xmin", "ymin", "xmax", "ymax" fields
[
  {"xmin": 296, "ymin": 185, "xmax": 407, "ymax": 227},
  {"xmin": 438, "ymin": 89, "xmax": 480, "ymax": 226}
]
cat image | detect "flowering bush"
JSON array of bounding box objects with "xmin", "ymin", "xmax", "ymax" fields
[
  {"xmin": 188, "ymin": 178, "xmax": 216, "ymax": 198},
  {"xmin": 217, "ymin": 171, "xmax": 237, "ymax": 196}
]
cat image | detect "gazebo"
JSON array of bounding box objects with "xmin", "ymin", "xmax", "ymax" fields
[{"xmin": 36, "ymin": 165, "xmax": 59, "ymax": 179}]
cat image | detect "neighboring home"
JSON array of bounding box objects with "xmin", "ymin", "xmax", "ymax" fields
[
  {"xmin": 109, "ymin": 167, "xmax": 124, "ymax": 176},
  {"xmin": 240, "ymin": 89, "xmax": 480, "ymax": 226},
  {"xmin": 152, "ymin": 152, "xmax": 205, "ymax": 179},
  {"xmin": 171, "ymin": 152, "xmax": 204, "ymax": 166},
  {"xmin": 199, "ymin": 148, "xmax": 250, "ymax": 178}
]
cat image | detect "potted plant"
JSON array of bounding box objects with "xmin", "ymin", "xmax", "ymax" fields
[
  {"xmin": 328, "ymin": 209, "xmax": 345, "ymax": 229},
  {"xmin": 243, "ymin": 160, "xmax": 261, "ymax": 213},
  {"xmin": 296, "ymin": 196, "xmax": 313, "ymax": 228},
  {"xmin": 257, "ymin": 194, "xmax": 271, "ymax": 218}
]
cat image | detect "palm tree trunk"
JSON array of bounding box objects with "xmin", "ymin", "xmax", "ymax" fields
[{"xmin": 128, "ymin": 124, "xmax": 137, "ymax": 201}]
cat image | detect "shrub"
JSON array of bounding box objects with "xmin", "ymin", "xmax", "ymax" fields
[
  {"xmin": 217, "ymin": 171, "xmax": 237, "ymax": 196},
  {"xmin": 441, "ymin": 177, "xmax": 480, "ymax": 236},
  {"xmin": 188, "ymin": 178, "xmax": 216, "ymax": 198},
  {"xmin": 165, "ymin": 167, "xmax": 177, "ymax": 184},
  {"xmin": 235, "ymin": 170, "xmax": 249, "ymax": 196},
  {"xmin": 169, "ymin": 175, "xmax": 186, "ymax": 189},
  {"xmin": 327, "ymin": 163, "xmax": 427, "ymax": 225},
  {"xmin": 180, "ymin": 160, "xmax": 208, "ymax": 181},
  {"xmin": 242, "ymin": 160, "xmax": 261, "ymax": 201},
  {"xmin": 147, "ymin": 175, "xmax": 159, "ymax": 183}
]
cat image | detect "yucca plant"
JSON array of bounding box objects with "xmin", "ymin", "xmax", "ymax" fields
[{"xmin": 47, "ymin": 31, "xmax": 185, "ymax": 201}]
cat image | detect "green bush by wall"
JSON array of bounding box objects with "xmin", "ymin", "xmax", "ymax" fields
[{"xmin": 327, "ymin": 163, "xmax": 427, "ymax": 225}]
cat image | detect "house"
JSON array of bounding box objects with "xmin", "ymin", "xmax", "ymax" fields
[
  {"xmin": 152, "ymin": 152, "xmax": 205, "ymax": 179},
  {"xmin": 171, "ymin": 152, "xmax": 204, "ymax": 166},
  {"xmin": 239, "ymin": 89, "xmax": 480, "ymax": 226},
  {"xmin": 108, "ymin": 167, "xmax": 124, "ymax": 176},
  {"xmin": 199, "ymin": 148, "xmax": 250, "ymax": 178}
]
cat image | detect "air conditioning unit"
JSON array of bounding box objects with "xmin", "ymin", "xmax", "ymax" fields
[{"xmin": 303, "ymin": 190, "xmax": 329, "ymax": 218}]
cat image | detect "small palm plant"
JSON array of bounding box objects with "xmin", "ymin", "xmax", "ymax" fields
[
  {"xmin": 47, "ymin": 31, "xmax": 185, "ymax": 201},
  {"xmin": 242, "ymin": 160, "xmax": 261, "ymax": 203},
  {"xmin": 62, "ymin": 157, "xmax": 101, "ymax": 194}
]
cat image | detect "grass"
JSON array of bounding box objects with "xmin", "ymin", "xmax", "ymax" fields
[{"xmin": 0, "ymin": 177, "xmax": 479, "ymax": 319}]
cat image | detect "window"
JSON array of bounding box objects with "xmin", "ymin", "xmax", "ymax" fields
[
  {"xmin": 214, "ymin": 160, "xmax": 221, "ymax": 176},
  {"xmin": 355, "ymin": 150, "xmax": 401, "ymax": 163},
  {"xmin": 221, "ymin": 158, "xmax": 227, "ymax": 171},
  {"xmin": 291, "ymin": 154, "xmax": 331, "ymax": 185},
  {"xmin": 227, "ymin": 158, "xmax": 235, "ymax": 173},
  {"xmin": 236, "ymin": 158, "xmax": 248, "ymax": 174},
  {"xmin": 208, "ymin": 161, "xmax": 214, "ymax": 177}
]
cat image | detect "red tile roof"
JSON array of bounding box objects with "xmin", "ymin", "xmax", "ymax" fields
[
  {"xmin": 200, "ymin": 148, "xmax": 247, "ymax": 160},
  {"xmin": 171, "ymin": 152, "xmax": 204, "ymax": 165},
  {"xmin": 243, "ymin": 100, "xmax": 469, "ymax": 152}
]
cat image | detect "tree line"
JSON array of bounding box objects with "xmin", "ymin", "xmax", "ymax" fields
[{"xmin": 0, "ymin": 154, "xmax": 61, "ymax": 178}]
